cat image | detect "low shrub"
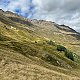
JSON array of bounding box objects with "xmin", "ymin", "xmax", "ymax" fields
[
  {"xmin": 35, "ymin": 41, "xmax": 37, "ymax": 43},
  {"xmin": 65, "ymin": 50, "xmax": 74, "ymax": 61},
  {"xmin": 57, "ymin": 45, "xmax": 74, "ymax": 61},
  {"xmin": 47, "ymin": 40, "xmax": 55, "ymax": 46},
  {"xmin": 57, "ymin": 45, "xmax": 66, "ymax": 51}
]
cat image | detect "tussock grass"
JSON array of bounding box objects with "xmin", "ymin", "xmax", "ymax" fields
[{"xmin": 0, "ymin": 12, "xmax": 80, "ymax": 79}]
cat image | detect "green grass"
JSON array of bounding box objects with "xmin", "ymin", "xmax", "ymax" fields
[
  {"xmin": 0, "ymin": 38, "xmax": 80, "ymax": 69},
  {"xmin": 0, "ymin": 13, "xmax": 80, "ymax": 79}
]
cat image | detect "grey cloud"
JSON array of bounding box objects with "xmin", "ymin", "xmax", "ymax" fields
[{"xmin": 32, "ymin": 0, "xmax": 80, "ymax": 32}]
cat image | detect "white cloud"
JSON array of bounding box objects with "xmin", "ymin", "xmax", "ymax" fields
[
  {"xmin": 0, "ymin": 0, "xmax": 31, "ymax": 15},
  {"xmin": 31, "ymin": 0, "xmax": 80, "ymax": 32},
  {"xmin": 7, "ymin": 0, "xmax": 30, "ymax": 12}
]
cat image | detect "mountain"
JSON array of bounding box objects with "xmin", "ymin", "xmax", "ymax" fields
[{"xmin": 0, "ymin": 10, "xmax": 80, "ymax": 80}]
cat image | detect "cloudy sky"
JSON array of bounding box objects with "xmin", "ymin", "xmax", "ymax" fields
[{"xmin": 0, "ymin": 0, "xmax": 80, "ymax": 32}]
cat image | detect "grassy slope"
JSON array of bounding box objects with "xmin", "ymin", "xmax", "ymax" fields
[
  {"xmin": 28, "ymin": 20, "xmax": 80, "ymax": 55},
  {"xmin": 6, "ymin": 15, "xmax": 80, "ymax": 55},
  {"xmin": 0, "ymin": 13, "xmax": 80, "ymax": 79}
]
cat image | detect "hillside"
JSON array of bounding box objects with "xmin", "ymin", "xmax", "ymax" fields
[{"xmin": 0, "ymin": 9, "xmax": 80, "ymax": 80}]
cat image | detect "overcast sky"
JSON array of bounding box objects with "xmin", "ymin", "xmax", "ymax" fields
[{"xmin": 0, "ymin": 0, "xmax": 80, "ymax": 32}]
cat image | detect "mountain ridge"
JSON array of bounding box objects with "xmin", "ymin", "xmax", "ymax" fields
[{"xmin": 0, "ymin": 9, "xmax": 78, "ymax": 33}]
